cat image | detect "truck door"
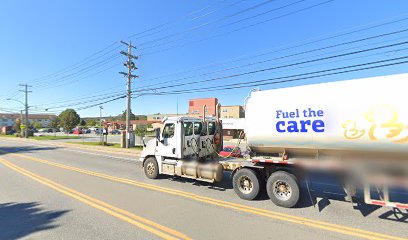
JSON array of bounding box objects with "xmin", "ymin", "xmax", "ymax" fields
[
  {"xmin": 199, "ymin": 122, "xmax": 208, "ymax": 157},
  {"xmin": 207, "ymin": 121, "xmax": 216, "ymax": 155},
  {"xmin": 183, "ymin": 122, "xmax": 194, "ymax": 157},
  {"xmin": 192, "ymin": 122, "xmax": 202, "ymax": 156},
  {"xmin": 158, "ymin": 122, "xmax": 177, "ymax": 158}
]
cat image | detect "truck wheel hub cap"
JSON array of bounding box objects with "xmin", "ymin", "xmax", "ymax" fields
[
  {"xmin": 273, "ymin": 181, "xmax": 292, "ymax": 201},
  {"xmin": 238, "ymin": 176, "xmax": 253, "ymax": 194},
  {"xmin": 146, "ymin": 162, "xmax": 155, "ymax": 175}
]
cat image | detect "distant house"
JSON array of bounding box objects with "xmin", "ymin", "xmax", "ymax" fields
[
  {"xmin": 103, "ymin": 119, "xmax": 161, "ymax": 132},
  {"xmin": 0, "ymin": 113, "xmax": 56, "ymax": 128},
  {"xmin": 220, "ymin": 105, "xmax": 245, "ymax": 119}
]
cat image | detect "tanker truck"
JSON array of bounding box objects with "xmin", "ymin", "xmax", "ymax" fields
[{"xmin": 139, "ymin": 73, "xmax": 408, "ymax": 209}]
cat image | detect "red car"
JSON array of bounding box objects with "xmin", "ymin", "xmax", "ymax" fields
[
  {"xmin": 219, "ymin": 146, "xmax": 241, "ymax": 158},
  {"xmin": 73, "ymin": 128, "xmax": 83, "ymax": 134}
]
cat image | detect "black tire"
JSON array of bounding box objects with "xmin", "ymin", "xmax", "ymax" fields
[
  {"xmin": 266, "ymin": 171, "xmax": 300, "ymax": 208},
  {"xmin": 143, "ymin": 157, "xmax": 159, "ymax": 179},
  {"xmin": 232, "ymin": 168, "xmax": 260, "ymax": 200}
]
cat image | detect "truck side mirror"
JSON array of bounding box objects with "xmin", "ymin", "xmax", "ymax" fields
[{"xmin": 155, "ymin": 128, "xmax": 160, "ymax": 140}]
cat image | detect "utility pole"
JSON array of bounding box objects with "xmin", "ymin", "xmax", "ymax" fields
[
  {"xmin": 19, "ymin": 84, "xmax": 32, "ymax": 138},
  {"xmin": 20, "ymin": 110, "xmax": 23, "ymax": 137},
  {"xmin": 99, "ymin": 106, "xmax": 103, "ymax": 128},
  {"xmin": 119, "ymin": 41, "xmax": 138, "ymax": 148},
  {"xmin": 99, "ymin": 106, "xmax": 104, "ymax": 144}
]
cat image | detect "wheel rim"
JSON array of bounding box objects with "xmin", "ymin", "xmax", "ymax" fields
[
  {"xmin": 272, "ymin": 180, "xmax": 292, "ymax": 201},
  {"xmin": 238, "ymin": 175, "xmax": 253, "ymax": 194},
  {"xmin": 146, "ymin": 162, "xmax": 155, "ymax": 176}
]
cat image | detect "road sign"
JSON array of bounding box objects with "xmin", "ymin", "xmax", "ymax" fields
[{"xmin": 20, "ymin": 125, "xmax": 25, "ymax": 129}]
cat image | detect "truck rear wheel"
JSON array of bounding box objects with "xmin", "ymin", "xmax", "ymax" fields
[
  {"xmin": 266, "ymin": 171, "xmax": 299, "ymax": 208},
  {"xmin": 144, "ymin": 157, "xmax": 159, "ymax": 179},
  {"xmin": 233, "ymin": 168, "xmax": 260, "ymax": 200}
]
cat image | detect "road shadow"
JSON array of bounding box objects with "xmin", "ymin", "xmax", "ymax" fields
[
  {"xmin": 0, "ymin": 202, "xmax": 69, "ymax": 240},
  {"xmin": 0, "ymin": 146, "xmax": 60, "ymax": 156},
  {"xmin": 294, "ymin": 179, "xmax": 349, "ymax": 209},
  {"xmin": 378, "ymin": 208, "xmax": 408, "ymax": 223}
]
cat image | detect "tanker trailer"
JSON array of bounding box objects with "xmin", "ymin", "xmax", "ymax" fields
[{"xmin": 232, "ymin": 73, "xmax": 408, "ymax": 208}]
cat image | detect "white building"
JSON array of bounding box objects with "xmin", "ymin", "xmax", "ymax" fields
[{"xmin": 221, "ymin": 118, "xmax": 246, "ymax": 140}]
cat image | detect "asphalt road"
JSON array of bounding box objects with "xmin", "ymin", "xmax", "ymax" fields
[{"xmin": 0, "ymin": 139, "xmax": 407, "ymax": 240}]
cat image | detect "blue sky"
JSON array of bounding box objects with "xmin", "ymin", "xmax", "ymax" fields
[{"xmin": 0, "ymin": 0, "xmax": 407, "ymax": 117}]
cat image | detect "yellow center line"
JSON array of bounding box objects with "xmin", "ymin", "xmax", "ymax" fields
[
  {"xmin": 0, "ymin": 157, "xmax": 191, "ymax": 240},
  {"xmin": 2, "ymin": 150, "xmax": 406, "ymax": 240}
]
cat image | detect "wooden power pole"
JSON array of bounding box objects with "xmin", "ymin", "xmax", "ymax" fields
[
  {"xmin": 19, "ymin": 84, "xmax": 32, "ymax": 138},
  {"xmin": 119, "ymin": 41, "xmax": 138, "ymax": 148}
]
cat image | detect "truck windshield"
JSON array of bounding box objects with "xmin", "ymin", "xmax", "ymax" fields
[
  {"xmin": 208, "ymin": 122, "xmax": 216, "ymax": 135},
  {"xmin": 201, "ymin": 122, "xmax": 208, "ymax": 136},
  {"xmin": 163, "ymin": 123, "xmax": 175, "ymax": 138},
  {"xmin": 193, "ymin": 122, "xmax": 202, "ymax": 135},
  {"xmin": 184, "ymin": 122, "xmax": 193, "ymax": 136}
]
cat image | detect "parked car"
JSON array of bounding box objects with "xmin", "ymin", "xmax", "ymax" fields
[
  {"xmin": 6, "ymin": 129, "xmax": 16, "ymax": 135},
  {"xmin": 94, "ymin": 128, "xmax": 102, "ymax": 134},
  {"xmin": 73, "ymin": 128, "xmax": 83, "ymax": 134},
  {"xmin": 38, "ymin": 128, "xmax": 47, "ymax": 133},
  {"xmin": 110, "ymin": 129, "xmax": 121, "ymax": 134},
  {"xmin": 219, "ymin": 146, "xmax": 241, "ymax": 158},
  {"xmin": 84, "ymin": 129, "xmax": 91, "ymax": 134}
]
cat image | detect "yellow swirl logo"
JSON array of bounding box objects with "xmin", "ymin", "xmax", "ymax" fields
[{"xmin": 342, "ymin": 105, "xmax": 407, "ymax": 143}]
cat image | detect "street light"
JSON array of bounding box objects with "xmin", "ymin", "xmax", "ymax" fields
[
  {"xmin": 6, "ymin": 98, "xmax": 27, "ymax": 137},
  {"xmin": 6, "ymin": 98, "xmax": 25, "ymax": 106}
]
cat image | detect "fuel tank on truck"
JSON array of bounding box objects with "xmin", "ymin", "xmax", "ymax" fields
[{"xmin": 245, "ymin": 73, "xmax": 408, "ymax": 157}]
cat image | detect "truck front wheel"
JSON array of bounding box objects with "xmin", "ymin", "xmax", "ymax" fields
[
  {"xmin": 144, "ymin": 157, "xmax": 159, "ymax": 179},
  {"xmin": 266, "ymin": 171, "xmax": 299, "ymax": 208},
  {"xmin": 233, "ymin": 168, "xmax": 260, "ymax": 200}
]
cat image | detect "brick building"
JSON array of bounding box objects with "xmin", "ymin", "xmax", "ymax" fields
[
  {"xmin": 220, "ymin": 105, "xmax": 245, "ymax": 119},
  {"xmin": 147, "ymin": 113, "xmax": 181, "ymax": 121},
  {"xmin": 188, "ymin": 98, "xmax": 218, "ymax": 117}
]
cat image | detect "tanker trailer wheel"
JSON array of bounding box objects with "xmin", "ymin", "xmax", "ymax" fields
[
  {"xmin": 144, "ymin": 157, "xmax": 159, "ymax": 179},
  {"xmin": 233, "ymin": 168, "xmax": 260, "ymax": 200},
  {"xmin": 266, "ymin": 171, "xmax": 299, "ymax": 208}
]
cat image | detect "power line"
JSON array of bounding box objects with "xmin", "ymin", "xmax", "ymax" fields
[
  {"xmin": 23, "ymin": 1, "xmax": 236, "ymax": 89},
  {"xmin": 135, "ymin": 15, "xmax": 408, "ymax": 84},
  {"xmin": 71, "ymin": 57, "xmax": 408, "ymax": 112},
  {"xmin": 32, "ymin": 28, "xmax": 408, "ymax": 110},
  {"xmin": 126, "ymin": 0, "xmax": 236, "ymax": 40},
  {"xmin": 140, "ymin": 0, "xmax": 335, "ymax": 56},
  {"xmin": 20, "ymin": 9, "xmax": 408, "ymax": 110},
  {"xmin": 34, "ymin": 54, "xmax": 121, "ymax": 89},
  {"xmin": 134, "ymin": 56, "xmax": 408, "ymax": 96},
  {"xmin": 139, "ymin": 0, "xmax": 306, "ymax": 52},
  {"xmin": 133, "ymin": 40, "xmax": 408, "ymax": 93},
  {"xmin": 29, "ymin": 42, "xmax": 121, "ymax": 85},
  {"xmin": 137, "ymin": 0, "xmax": 277, "ymax": 48},
  {"xmin": 38, "ymin": 45, "xmax": 408, "ymax": 111},
  {"xmin": 134, "ymin": 29, "xmax": 408, "ymax": 90}
]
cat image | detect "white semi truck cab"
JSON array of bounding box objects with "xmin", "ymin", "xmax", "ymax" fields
[{"xmin": 140, "ymin": 115, "xmax": 224, "ymax": 183}]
